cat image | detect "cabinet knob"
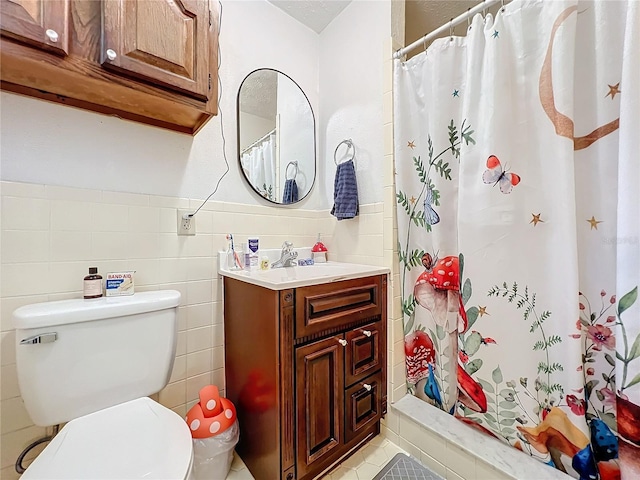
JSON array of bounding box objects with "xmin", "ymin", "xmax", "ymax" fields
[
  {"xmin": 362, "ymin": 383, "xmax": 372, "ymax": 392},
  {"xmin": 106, "ymin": 49, "xmax": 117, "ymax": 61},
  {"xmin": 338, "ymin": 339, "xmax": 348, "ymax": 347},
  {"xmin": 45, "ymin": 29, "xmax": 59, "ymax": 43},
  {"xmin": 361, "ymin": 329, "xmax": 372, "ymax": 337}
]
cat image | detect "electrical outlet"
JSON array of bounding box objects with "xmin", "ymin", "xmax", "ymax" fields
[{"xmin": 177, "ymin": 209, "xmax": 196, "ymax": 236}]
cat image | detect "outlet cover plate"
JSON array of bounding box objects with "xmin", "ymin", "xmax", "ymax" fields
[{"xmin": 177, "ymin": 209, "xmax": 196, "ymax": 236}]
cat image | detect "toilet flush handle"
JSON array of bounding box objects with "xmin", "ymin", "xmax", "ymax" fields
[{"xmin": 20, "ymin": 333, "xmax": 57, "ymax": 345}]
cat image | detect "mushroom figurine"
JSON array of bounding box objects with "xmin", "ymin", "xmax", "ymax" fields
[
  {"xmin": 457, "ymin": 363, "xmax": 488, "ymax": 413},
  {"xmin": 404, "ymin": 330, "xmax": 435, "ymax": 384},
  {"xmin": 414, "ymin": 254, "xmax": 468, "ymax": 334}
]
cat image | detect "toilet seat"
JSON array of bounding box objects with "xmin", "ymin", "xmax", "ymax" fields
[{"xmin": 22, "ymin": 397, "xmax": 193, "ymax": 480}]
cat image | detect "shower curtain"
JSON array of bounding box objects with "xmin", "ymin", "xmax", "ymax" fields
[
  {"xmin": 241, "ymin": 132, "xmax": 277, "ymax": 200},
  {"xmin": 394, "ymin": 1, "xmax": 639, "ymax": 479}
]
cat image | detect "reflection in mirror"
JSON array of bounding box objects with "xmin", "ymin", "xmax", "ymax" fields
[{"xmin": 237, "ymin": 69, "xmax": 316, "ymax": 204}]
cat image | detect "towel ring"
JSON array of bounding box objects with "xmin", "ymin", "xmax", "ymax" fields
[
  {"xmin": 334, "ymin": 139, "xmax": 356, "ymax": 166},
  {"xmin": 285, "ymin": 161, "xmax": 298, "ymax": 180}
]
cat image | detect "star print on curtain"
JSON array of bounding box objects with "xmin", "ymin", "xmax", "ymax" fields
[{"xmin": 394, "ymin": 1, "xmax": 639, "ymax": 478}]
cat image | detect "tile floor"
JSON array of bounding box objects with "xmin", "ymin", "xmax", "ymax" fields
[{"xmin": 226, "ymin": 435, "xmax": 408, "ymax": 480}]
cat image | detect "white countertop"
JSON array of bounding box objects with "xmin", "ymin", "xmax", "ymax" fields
[{"xmin": 218, "ymin": 261, "xmax": 389, "ymax": 290}]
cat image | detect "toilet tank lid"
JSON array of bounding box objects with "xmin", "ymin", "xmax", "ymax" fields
[{"xmin": 12, "ymin": 290, "xmax": 181, "ymax": 330}]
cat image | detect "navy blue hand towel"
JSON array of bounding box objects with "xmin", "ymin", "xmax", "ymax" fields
[
  {"xmin": 282, "ymin": 179, "xmax": 299, "ymax": 204},
  {"xmin": 331, "ymin": 160, "xmax": 359, "ymax": 220}
]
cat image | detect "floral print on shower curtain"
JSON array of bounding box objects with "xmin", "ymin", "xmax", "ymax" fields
[{"xmin": 393, "ymin": 1, "xmax": 639, "ymax": 479}]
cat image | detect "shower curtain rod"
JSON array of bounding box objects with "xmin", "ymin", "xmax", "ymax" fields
[
  {"xmin": 241, "ymin": 127, "xmax": 276, "ymax": 155},
  {"xmin": 393, "ymin": 0, "xmax": 502, "ymax": 59}
]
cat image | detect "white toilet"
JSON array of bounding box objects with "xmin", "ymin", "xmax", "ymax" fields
[{"xmin": 12, "ymin": 290, "xmax": 194, "ymax": 479}]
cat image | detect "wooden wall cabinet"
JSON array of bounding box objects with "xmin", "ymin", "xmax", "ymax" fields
[
  {"xmin": 0, "ymin": 0, "xmax": 219, "ymax": 134},
  {"xmin": 224, "ymin": 275, "xmax": 387, "ymax": 480}
]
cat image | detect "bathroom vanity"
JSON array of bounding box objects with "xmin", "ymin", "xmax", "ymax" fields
[{"xmin": 222, "ymin": 264, "xmax": 388, "ymax": 480}]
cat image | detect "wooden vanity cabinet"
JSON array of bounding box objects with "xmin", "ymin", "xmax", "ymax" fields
[
  {"xmin": 0, "ymin": 0, "xmax": 219, "ymax": 134},
  {"xmin": 224, "ymin": 275, "xmax": 387, "ymax": 480}
]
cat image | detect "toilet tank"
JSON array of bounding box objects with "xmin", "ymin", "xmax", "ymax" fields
[{"xmin": 12, "ymin": 290, "xmax": 181, "ymax": 426}]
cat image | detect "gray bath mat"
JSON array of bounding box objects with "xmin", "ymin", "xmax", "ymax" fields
[{"xmin": 372, "ymin": 453, "xmax": 443, "ymax": 480}]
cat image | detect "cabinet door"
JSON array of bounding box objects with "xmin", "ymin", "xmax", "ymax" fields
[
  {"xmin": 296, "ymin": 336, "xmax": 345, "ymax": 478},
  {"xmin": 0, "ymin": 0, "xmax": 69, "ymax": 56},
  {"xmin": 345, "ymin": 321, "xmax": 382, "ymax": 387},
  {"xmin": 345, "ymin": 370, "xmax": 383, "ymax": 443},
  {"xmin": 102, "ymin": 0, "xmax": 210, "ymax": 100}
]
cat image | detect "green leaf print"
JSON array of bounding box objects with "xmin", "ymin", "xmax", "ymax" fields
[
  {"xmin": 466, "ymin": 359, "xmax": 483, "ymax": 375},
  {"xmin": 466, "ymin": 307, "xmax": 479, "ymax": 331},
  {"xmin": 615, "ymin": 285, "xmax": 640, "ymax": 391},
  {"xmin": 605, "ymin": 353, "xmax": 616, "ymax": 366},
  {"xmin": 402, "ymin": 294, "xmax": 418, "ymax": 317},
  {"xmin": 408, "ymin": 249, "xmax": 425, "ymax": 269},
  {"xmin": 429, "ymin": 182, "xmax": 441, "ymax": 206},
  {"xmin": 618, "ymin": 286, "xmax": 637, "ymax": 315},
  {"xmin": 626, "ymin": 372, "xmax": 640, "ymax": 389},
  {"xmin": 413, "ymin": 156, "xmax": 427, "ymax": 183},
  {"xmin": 397, "ymin": 191, "xmax": 411, "ymax": 216},
  {"xmin": 478, "ymin": 379, "xmax": 495, "ymax": 394},
  {"xmin": 465, "ymin": 332, "xmax": 483, "ymax": 356},
  {"xmin": 492, "ymin": 366, "xmax": 503, "ymax": 384},
  {"xmin": 488, "ymin": 283, "xmax": 562, "ymax": 403},
  {"xmin": 436, "ymin": 324, "xmax": 446, "ymax": 341},
  {"xmin": 462, "ymin": 278, "xmax": 472, "ymax": 305},
  {"xmin": 404, "ymin": 312, "xmax": 415, "ymax": 336},
  {"xmin": 433, "ymin": 159, "xmax": 452, "ymax": 180},
  {"xmin": 629, "ymin": 334, "xmax": 640, "ymax": 362},
  {"xmin": 461, "ymin": 121, "xmax": 476, "ymax": 146}
]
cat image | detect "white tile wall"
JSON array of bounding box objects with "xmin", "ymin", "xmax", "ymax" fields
[
  {"xmin": 0, "ymin": 180, "xmax": 385, "ymax": 476},
  {"xmin": 380, "ymin": 36, "xmax": 408, "ymax": 432}
]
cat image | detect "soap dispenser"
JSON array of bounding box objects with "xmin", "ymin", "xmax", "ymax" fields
[{"xmin": 311, "ymin": 234, "xmax": 328, "ymax": 263}]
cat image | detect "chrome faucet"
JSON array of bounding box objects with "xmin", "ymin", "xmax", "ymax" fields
[{"xmin": 271, "ymin": 241, "xmax": 298, "ymax": 268}]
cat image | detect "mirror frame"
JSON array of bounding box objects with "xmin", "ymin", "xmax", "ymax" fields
[{"xmin": 236, "ymin": 68, "xmax": 316, "ymax": 205}]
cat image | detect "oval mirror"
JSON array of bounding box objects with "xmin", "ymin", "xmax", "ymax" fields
[{"xmin": 237, "ymin": 69, "xmax": 316, "ymax": 204}]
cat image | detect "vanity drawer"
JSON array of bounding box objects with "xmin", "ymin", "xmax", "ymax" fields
[
  {"xmin": 295, "ymin": 276, "xmax": 382, "ymax": 339},
  {"xmin": 345, "ymin": 322, "xmax": 382, "ymax": 387},
  {"xmin": 344, "ymin": 370, "xmax": 383, "ymax": 443}
]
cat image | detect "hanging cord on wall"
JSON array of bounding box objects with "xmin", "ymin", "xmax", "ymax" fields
[
  {"xmin": 15, "ymin": 425, "xmax": 60, "ymax": 474},
  {"xmin": 184, "ymin": 0, "xmax": 229, "ymax": 221}
]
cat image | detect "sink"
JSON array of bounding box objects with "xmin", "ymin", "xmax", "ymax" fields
[{"xmin": 218, "ymin": 260, "xmax": 388, "ymax": 290}]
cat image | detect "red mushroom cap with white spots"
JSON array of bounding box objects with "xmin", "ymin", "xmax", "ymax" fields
[
  {"xmin": 427, "ymin": 256, "xmax": 460, "ymax": 291},
  {"xmin": 186, "ymin": 385, "xmax": 237, "ymax": 439},
  {"xmin": 404, "ymin": 330, "xmax": 436, "ymax": 384}
]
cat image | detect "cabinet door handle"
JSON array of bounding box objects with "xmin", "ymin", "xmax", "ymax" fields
[
  {"xmin": 45, "ymin": 29, "xmax": 59, "ymax": 43},
  {"xmin": 106, "ymin": 49, "xmax": 117, "ymax": 61},
  {"xmin": 362, "ymin": 383, "xmax": 372, "ymax": 392},
  {"xmin": 361, "ymin": 329, "xmax": 372, "ymax": 337},
  {"xmin": 338, "ymin": 339, "xmax": 348, "ymax": 347}
]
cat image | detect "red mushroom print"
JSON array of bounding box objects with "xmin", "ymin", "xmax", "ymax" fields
[
  {"xmin": 404, "ymin": 330, "xmax": 436, "ymax": 384},
  {"xmin": 413, "ymin": 254, "xmax": 470, "ymax": 412},
  {"xmin": 457, "ymin": 363, "xmax": 488, "ymax": 413},
  {"xmin": 414, "ymin": 255, "xmax": 468, "ymax": 334}
]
